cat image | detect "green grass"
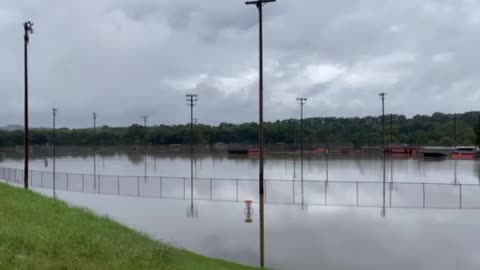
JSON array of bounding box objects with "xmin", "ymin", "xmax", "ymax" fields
[{"xmin": 0, "ymin": 182, "xmax": 260, "ymax": 270}]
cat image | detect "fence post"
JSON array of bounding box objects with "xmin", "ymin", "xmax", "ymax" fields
[
  {"xmin": 264, "ymin": 180, "xmax": 267, "ymax": 203},
  {"xmin": 66, "ymin": 173, "xmax": 69, "ymax": 191},
  {"xmin": 183, "ymin": 177, "xmax": 186, "ymax": 199},
  {"xmin": 210, "ymin": 178, "xmax": 212, "ymax": 200},
  {"xmin": 160, "ymin": 177, "xmax": 162, "ymax": 198},
  {"xmin": 292, "ymin": 179, "xmax": 295, "ymax": 204},
  {"xmin": 117, "ymin": 176, "xmax": 120, "ymax": 195},
  {"xmin": 236, "ymin": 179, "xmax": 239, "ymax": 202},
  {"xmin": 81, "ymin": 174, "xmax": 84, "ymax": 192},
  {"xmin": 422, "ymin": 183, "xmax": 426, "ymax": 208},
  {"xmin": 356, "ymin": 181, "xmax": 359, "ymax": 207},
  {"xmin": 324, "ymin": 181, "xmax": 327, "ymax": 206},
  {"xmin": 41, "ymin": 171, "xmax": 44, "ymax": 187},
  {"xmin": 459, "ymin": 184, "xmax": 462, "ymax": 209},
  {"xmin": 98, "ymin": 175, "xmax": 101, "ymax": 194},
  {"xmin": 389, "ymin": 182, "xmax": 392, "ymax": 208},
  {"xmin": 137, "ymin": 176, "xmax": 140, "ymax": 197}
]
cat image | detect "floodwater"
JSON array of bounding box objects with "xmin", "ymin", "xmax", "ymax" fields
[{"xmin": 2, "ymin": 151, "xmax": 480, "ymax": 270}]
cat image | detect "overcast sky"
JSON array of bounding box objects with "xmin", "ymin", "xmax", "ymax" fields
[{"xmin": 1, "ymin": 0, "xmax": 480, "ymax": 128}]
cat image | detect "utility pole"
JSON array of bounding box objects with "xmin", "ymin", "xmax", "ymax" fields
[
  {"xmin": 245, "ymin": 0, "xmax": 276, "ymax": 267},
  {"xmin": 23, "ymin": 21, "xmax": 34, "ymax": 190},
  {"xmin": 93, "ymin": 112, "xmax": 98, "ymax": 192},
  {"xmin": 379, "ymin": 92, "xmax": 386, "ymax": 217},
  {"xmin": 297, "ymin": 97, "xmax": 306, "ymax": 207},
  {"xmin": 186, "ymin": 94, "xmax": 198, "ymax": 214},
  {"xmin": 52, "ymin": 108, "xmax": 57, "ymax": 198}
]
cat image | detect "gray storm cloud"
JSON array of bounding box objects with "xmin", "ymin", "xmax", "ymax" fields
[{"xmin": 1, "ymin": 0, "xmax": 480, "ymax": 128}]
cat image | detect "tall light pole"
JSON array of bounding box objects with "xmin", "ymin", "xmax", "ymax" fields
[
  {"xmin": 93, "ymin": 112, "xmax": 98, "ymax": 192},
  {"xmin": 297, "ymin": 97, "xmax": 306, "ymax": 207},
  {"xmin": 52, "ymin": 108, "xmax": 57, "ymax": 198},
  {"xmin": 186, "ymin": 94, "xmax": 198, "ymax": 216},
  {"xmin": 23, "ymin": 21, "xmax": 34, "ymax": 190},
  {"xmin": 245, "ymin": 0, "xmax": 276, "ymax": 267},
  {"xmin": 379, "ymin": 92, "xmax": 386, "ymax": 217}
]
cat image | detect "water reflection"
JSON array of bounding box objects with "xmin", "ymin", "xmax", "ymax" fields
[
  {"xmin": 31, "ymin": 188, "xmax": 480, "ymax": 270},
  {"xmin": 2, "ymin": 151, "xmax": 480, "ymax": 185}
]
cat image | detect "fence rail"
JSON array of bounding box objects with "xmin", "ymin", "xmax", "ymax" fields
[{"xmin": 2, "ymin": 167, "xmax": 480, "ymax": 209}]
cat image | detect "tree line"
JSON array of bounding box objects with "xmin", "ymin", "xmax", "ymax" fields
[{"xmin": 1, "ymin": 111, "xmax": 480, "ymax": 148}]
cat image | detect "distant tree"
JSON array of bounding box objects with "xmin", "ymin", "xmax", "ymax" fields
[{"xmin": 474, "ymin": 116, "xmax": 480, "ymax": 146}]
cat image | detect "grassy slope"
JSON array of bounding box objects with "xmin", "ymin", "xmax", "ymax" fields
[{"xmin": 0, "ymin": 182, "xmax": 259, "ymax": 270}]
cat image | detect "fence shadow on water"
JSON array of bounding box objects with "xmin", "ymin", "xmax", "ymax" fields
[{"xmin": 2, "ymin": 167, "xmax": 480, "ymax": 210}]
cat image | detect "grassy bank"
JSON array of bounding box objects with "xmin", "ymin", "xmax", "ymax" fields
[{"xmin": 0, "ymin": 182, "xmax": 259, "ymax": 269}]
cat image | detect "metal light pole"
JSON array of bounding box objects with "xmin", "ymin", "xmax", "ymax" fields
[
  {"xmin": 245, "ymin": 0, "xmax": 276, "ymax": 267},
  {"xmin": 23, "ymin": 21, "xmax": 34, "ymax": 190},
  {"xmin": 379, "ymin": 92, "xmax": 386, "ymax": 217},
  {"xmin": 297, "ymin": 97, "xmax": 306, "ymax": 207},
  {"xmin": 186, "ymin": 94, "xmax": 198, "ymax": 216},
  {"xmin": 52, "ymin": 108, "xmax": 57, "ymax": 198},
  {"xmin": 93, "ymin": 112, "xmax": 98, "ymax": 192}
]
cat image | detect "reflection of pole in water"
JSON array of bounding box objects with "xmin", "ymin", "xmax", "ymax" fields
[
  {"xmin": 380, "ymin": 92, "xmax": 386, "ymax": 217},
  {"xmin": 93, "ymin": 112, "xmax": 98, "ymax": 192},
  {"xmin": 142, "ymin": 116, "xmax": 148, "ymax": 182},
  {"xmin": 194, "ymin": 118, "xmax": 199, "ymax": 178},
  {"xmin": 93, "ymin": 153, "xmax": 97, "ymax": 192},
  {"xmin": 144, "ymin": 152, "xmax": 147, "ymax": 182}
]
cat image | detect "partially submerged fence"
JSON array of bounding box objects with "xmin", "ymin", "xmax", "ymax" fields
[{"xmin": 2, "ymin": 167, "xmax": 480, "ymax": 209}]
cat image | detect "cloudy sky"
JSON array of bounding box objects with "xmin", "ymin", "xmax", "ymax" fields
[{"xmin": 1, "ymin": 0, "xmax": 480, "ymax": 128}]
